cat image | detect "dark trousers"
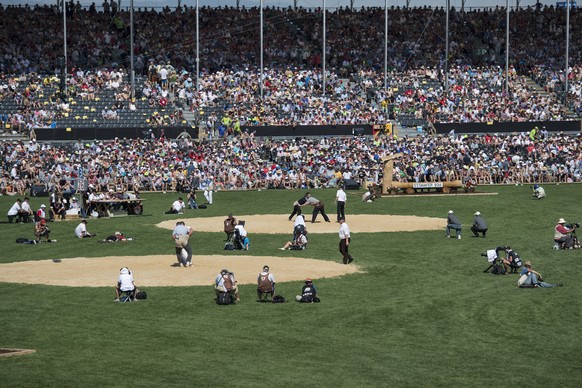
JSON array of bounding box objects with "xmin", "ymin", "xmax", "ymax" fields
[
  {"xmin": 556, "ymin": 236, "xmax": 574, "ymax": 249},
  {"xmin": 336, "ymin": 201, "xmax": 345, "ymax": 221},
  {"xmin": 471, "ymin": 226, "xmax": 487, "ymax": 237},
  {"xmin": 339, "ymin": 238, "xmax": 353, "ymax": 264},
  {"xmin": 175, "ymin": 242, "xmax": 192, "ymax": 265},
  {"xmin": 289, "ymin": 205, "xmax": 302, "ymax": 220},
  {"xmin": 312, "ymin": 207, "xmax": 330, "ymax": 223}
]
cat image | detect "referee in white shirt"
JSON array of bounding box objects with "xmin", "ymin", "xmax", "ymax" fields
[
  {"xmin": 338, "ymin": 218, "xmax": 354, "ymax": 264},
  {"xmin": 335, "ymin": 185, "xmax": 347, "ymax": 222}
]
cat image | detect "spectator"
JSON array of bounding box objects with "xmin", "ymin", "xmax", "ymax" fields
[
  {"xmin": 214, "ymin": 269, "xmax": 240, "ymax": 303},
  {"xmin": 532, "ymin": 184, "xmax": 546, "ymax": 199},
  {"xmin": 446, "ymin": 210, "xmax": 462, "ymax": 239},
  {"xmin": 554, "ymin": 218, "xmax": 577, "ymax": 250},
  {"xmin": 518, "ymin": 261, "xmax": 562, "ymax": 288},
  {"xmin": 75, "ymin": 219, "xmax": 96, "ymax": 238},
  {"xmin": 296, "ymin": 278, "xmax": 320, "ymax": 303},
  {"xmin": 114, "ymin": 267, "xmax": 138, "ymax": 302},
  {"xmin": 257, "ymin": 265, "xmax": 276, "ymax": 301},
  {"xmin": 165, "ymin": 197, "xmax": 185, "ymax": 214},
  {"xmin": 471, "ymin": 211, "xmax": 488, "ymax": 238}
]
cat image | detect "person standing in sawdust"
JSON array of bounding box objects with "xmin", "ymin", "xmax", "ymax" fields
[{"xmin": 172, "ymin": 221, "xmax": 193, "ymax": 267}]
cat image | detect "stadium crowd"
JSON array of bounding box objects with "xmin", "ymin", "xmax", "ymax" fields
[
  {"xmin": 0, "ymin": 3, "xmax": 580, "ymax": 134},
  {"xmin": 1, "ymin": 130, "xmax": 580, "ymax": 200}
]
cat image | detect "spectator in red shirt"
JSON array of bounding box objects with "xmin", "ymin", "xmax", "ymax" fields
[{"xmin": 554, "ymin": 218, "xmax": 578, "ymax": 249}]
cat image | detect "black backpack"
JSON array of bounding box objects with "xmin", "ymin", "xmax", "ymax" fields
[
  {"xmin": 272, "ymin": 295, "xmax": 286, "ymax": 303},
  {"xmin": 217, "ymin": 292, "xmax": 232, "ymax": 305}
]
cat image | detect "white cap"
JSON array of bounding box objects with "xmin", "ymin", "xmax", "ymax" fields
[
  {"xmin": 448, "ymin": 210, "xmax": 454, "ymax": 214},
  {"xmin": 558, "ymin": 218, "xmax": 566, "ymax": 224},
  {"xmin": 40, "ymin": 204, "xmax": 46, "ymax": 208},
  {"xmin": 474, "ymin": 211, "xmax": 480, "ymax": 216}
]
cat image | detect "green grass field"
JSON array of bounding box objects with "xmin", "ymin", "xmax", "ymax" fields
[{"xmin": 1, "ymin": 185, "xmax": 581, "ymax": 387}]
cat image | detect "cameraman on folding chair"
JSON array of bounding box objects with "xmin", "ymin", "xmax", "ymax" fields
[
  {"xmin": 114, "ymin": 267, "xmax": 137, "ymax": 302},
  {"xmin": 554, "ymin": 218, "xmax": 578, "ymax": 250},
  {"xmin": 257, "ymin": 265, "xmax": 276, "ymax": 302}
]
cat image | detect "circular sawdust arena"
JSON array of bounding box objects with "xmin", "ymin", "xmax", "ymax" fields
[
  {"xmin": 0, "ymin": 214, "xmax": 443, "ymax": 287},
  {"xmin": 157, "ymin": 214, "xmax": 444, "ymax": 235}
]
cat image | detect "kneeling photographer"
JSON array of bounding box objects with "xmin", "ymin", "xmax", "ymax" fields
[{"xmin": 532, "ymin": 184, "xmax": 546, "ymax": 199}]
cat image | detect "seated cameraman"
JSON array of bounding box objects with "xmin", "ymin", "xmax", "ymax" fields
[
  {"xmin": 34, "ymin": 218, "xmax": 53, "ymax": 243},
  {"xmin": 488, "ymin": 246, "xmax": 523, "ymax": 273},
  {"xmin": 554, "ymin": 218, "xmax": 577, "ymax": 249},
  {"xmin": 532, "ymin": 184, "xmax": 546, "ymax": 199}
]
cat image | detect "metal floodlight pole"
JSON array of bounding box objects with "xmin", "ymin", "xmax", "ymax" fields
[
  {"xmin": 260, "ymin": 0, "xmax": 264, "ymax": 99},
  {"xmin": 63, "ymin": 0, "xmax": 67, "ymax": 94},
  {"xmin": 565, "ymin": 0, "xmax": 570, "ymax": 103},
  {"xmin": 130, "ymin": 0, "xmax": 135, "ymax": 99},
  {"xmin": 196, "ymin": 0, "xmax": 200, "ymax": 95},
  {"xmin": 384, "ymin": 0, "xmax": 388, "ymax": 91},
  {"xmin": 322, "ymin": 0, "xmax": 326, "ymax": 96},
  {"xmin": 505, "ymin": 0, "xmax": 509, "ymax": 94},
  {"xmin": 445, "ymin": 0, "xmax": 449, "ymax": 94}
]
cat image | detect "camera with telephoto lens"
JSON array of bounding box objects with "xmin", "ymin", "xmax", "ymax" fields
[{"xmin": 567, "ymin": 222, "xmax": 580, "ymax": 229}]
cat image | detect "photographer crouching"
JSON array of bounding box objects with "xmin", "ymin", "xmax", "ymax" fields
[
  {"xmin": 532, "ymin": 184, "xmax": 546, "ymax": 199},
  {"xmin": 554, "ymin": 218, "xmax": 579, "ymax": 250}
]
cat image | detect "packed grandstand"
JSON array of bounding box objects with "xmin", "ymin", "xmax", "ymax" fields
[
  {"xmin": 0, "ymin": 2, "xmax": 580, "ymax": 137},
  {"xmin": 0, "ymin": 2, "xmax": 580, "ymax": 197}
]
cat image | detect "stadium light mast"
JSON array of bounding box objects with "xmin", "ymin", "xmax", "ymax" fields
[
  {"xmin": 384, "ymin": 0, "xmax": 388, "ymax": 91},
  {"xmin": 445, "ymin": 0, "xmax": 449, "ymax": 94},
  {"xmin": 322, "ymin": 0, "xmax": 326, "ymax": 96},
  {"xmin": 505, "ymin": 0, "xmax": 509, "ymax": 94},
  {"xmin": 565, "ymin": 0, "xmax": 570, "ymax": 103},
  {"xmin": 260, "ymin": 0, "xmax": 264, "ymax": 99},
  {"xmin": 63, "ymin": 0, "xmax": 67, "ymax": 79},
  {"xmin": 196, "ymin": 0, "xmax": 200, "ymax": 96},
  {"xmin": 130, "ymin": 0, "xmax": 135, "ymax": 100}
]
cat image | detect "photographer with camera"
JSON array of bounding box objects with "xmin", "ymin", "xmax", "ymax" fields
[
  {"xmin": 554, "ymin": 218, "xmax": 578, "ymax": 250},
  {"xmin": 518, "ymin": 261, "xmax": 562, "ymax": 288},
  {"xmin": 532, "ymin": 184, "xmax": 546, "ymax": 199}
]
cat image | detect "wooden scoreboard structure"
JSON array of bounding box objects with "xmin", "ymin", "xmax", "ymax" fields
[{"xmin": 381, "ymin": 153, "xmax": 464, "ymax": 195}]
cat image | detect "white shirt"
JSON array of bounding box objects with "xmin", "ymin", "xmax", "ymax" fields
[
  {"xmin": 235, "ymin": 224, "xmax": 247, "ymax": 237},
  {"xmin": 339, "ymin": 222, "xmax": 350, "ymax": 240},
  {"xmin": 171, "ymin": 200, "xmax": 185, "ymax": 212},
  {"xmin": 118, "ymin": 272, "xmax": 135, "ymax": 291},
  {"xmin": 294, "ymin": 215, "xmax": 306, "ymax": 227},
  {"xmin": 336, "ymin": 188, "xmax": 347, "ymax": 202},
  {"xmin": 75, "ymin": 222, "xmax": 87, "ymax": 238},
  {"xmin": 296, "ymin": 234, "xmax": 308, "ymax": 246},
  {"xmin": 7, "ymin": 201, "xmax": 21, "ymax": 216},
  {"xmin": 21, "ymin": 201, "xmax": 32, "ymax": 214}
]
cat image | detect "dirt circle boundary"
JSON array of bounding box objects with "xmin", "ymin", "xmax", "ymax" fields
[
  {"xmin": 157, "ymin": 214, "xmax": 445, "ymax": 235},
  {"xmin": 0, "ymin": 214, "xmax": 443, "ymax": 287}
]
